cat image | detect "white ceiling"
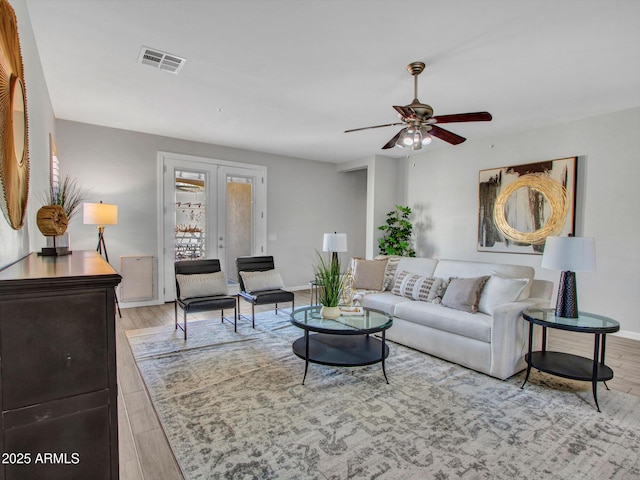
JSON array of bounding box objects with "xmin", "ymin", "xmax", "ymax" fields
[{"xmin": 25, "ymin": 0, "xmax": 640, "ymax": 163}]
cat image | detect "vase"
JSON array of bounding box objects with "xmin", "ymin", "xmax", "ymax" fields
[{"xmin": 321, "ymin": 305, "xmax": 341, "ymax": 320}]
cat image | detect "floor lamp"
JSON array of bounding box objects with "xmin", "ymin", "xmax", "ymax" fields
[{"xmin": 83, "ymin": 201, "xmax": 121, "ymax": 318}]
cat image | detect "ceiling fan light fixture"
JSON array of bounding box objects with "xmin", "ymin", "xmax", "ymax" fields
[{"xmin": 420, "ymin": 126, "xmax": 432, "ymax": 145}]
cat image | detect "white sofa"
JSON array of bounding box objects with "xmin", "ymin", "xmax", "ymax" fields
[{"xmin": 355, "ymin": 257, "xmax": 553, "ymax": 380}]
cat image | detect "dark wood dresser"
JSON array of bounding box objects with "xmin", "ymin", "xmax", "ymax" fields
[{"xmin": 0, "ymin": 251, "xmax": 121, "ymax": 479}]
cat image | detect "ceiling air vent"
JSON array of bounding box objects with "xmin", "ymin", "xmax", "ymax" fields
[{"xmin": 138, "ymin": 46, "xmax": 186, "ymax": 74}]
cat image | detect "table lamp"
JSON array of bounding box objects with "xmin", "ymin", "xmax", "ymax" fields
[
  {"xmin": 323, "ymin": 232, "xmax": 348, "ymax": 268},
  {"xmin": 541, "ymin": 235, "xmax": 595, "ymax": 318}
]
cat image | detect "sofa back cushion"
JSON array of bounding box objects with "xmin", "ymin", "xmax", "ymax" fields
[{"xmin": 434, "ymin": 260, "xmax": 535, "ymax": 299}]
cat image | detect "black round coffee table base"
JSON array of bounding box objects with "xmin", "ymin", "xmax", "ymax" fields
[{"xmin": 292, "ymin": 333, "xmax": 389, "ymax": 384}]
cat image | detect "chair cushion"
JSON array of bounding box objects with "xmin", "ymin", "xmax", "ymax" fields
[
  {"xmin": 177, "ymin": 271, "xmax": 228, "ymax": 299},
  {"xmin": 239, "ymin": 289, "xmax": 293, "ymax": 305},
  {"xmin": 240, "ymin": 269, "xmax": 285, "ymax": 292},
  {"xmin": 179, "ymin": 295, "xmax": 236, "ymax": 312}
]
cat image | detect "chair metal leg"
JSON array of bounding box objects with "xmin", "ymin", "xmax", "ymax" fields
[
  {"xmin": 174, "ymin": 302, "xmax": 178, "ymax": 330},
  {"xmin": 276, "ymin": 303, "xmax": 278, "ymax": 315},
  {"xmin": 234, "ymin": 305, "xmax": 237, "ymax": 332},
  {"xmin": 183, "ymin": 310, "xmax": 187, "ymax": 340},
  {"xmin": 252, "ymin": 303, "xmax": 256, "ymax": 328},
  {"xmin": 221, "ymin": 309, "xmax": 224, "ymax": 323}
]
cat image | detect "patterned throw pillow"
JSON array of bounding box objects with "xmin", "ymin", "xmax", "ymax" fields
[
  {"xmin": 391, "ymin": 270, "xmax": 442, "ymax": 302},
  {"xmin": 177, "ymin": 271, "xmax": 228, "ymax": 299},
  {"xmin": 240, "ymin": 269, "xmax": 285, "ymax": 292},
  {"xmin": 374, "ymin": 255, "xmax": 402, "ymax": 290}
]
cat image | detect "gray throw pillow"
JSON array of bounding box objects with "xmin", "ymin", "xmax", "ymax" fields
[{"xmin": 441, "ymin": 276, "xmax": 490, "ymax": 313}]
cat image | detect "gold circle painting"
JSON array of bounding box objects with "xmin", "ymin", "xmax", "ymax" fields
[
  {"xmin": 0, "ymin": 0, "xmax": 30, "ymax": 230},
  {"xmin": 493, "ymin": 173, "xmax": 568, "ymax": 245}
]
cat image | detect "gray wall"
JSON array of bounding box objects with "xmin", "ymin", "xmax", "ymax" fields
[
  {"xmin": 403, "ymin": 107, "xmax": 640, "ymax": 337},
  {"xmin": 0, "ymin": 0, "xmax": 56, "ymax": 269},
  {"xmin": 55, "ymin": 120, "xmax": 367, "ymax": 299}
]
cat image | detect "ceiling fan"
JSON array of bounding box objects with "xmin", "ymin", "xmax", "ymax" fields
[{"xmin": 345, "ymin": 61, "xmax": 492, "ymax": 150}]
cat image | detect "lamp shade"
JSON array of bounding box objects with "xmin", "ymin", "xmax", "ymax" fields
[
  {"xmin": 541, "ymin": 236, "xmax": 595, "ymax": 272},
  {"xmin": 322, "ymin": 233, "xmax": 347, "ymax": 253},
  {"xmin": 83, "ymin": 202, "xmax": 118, "ymax": 225}
]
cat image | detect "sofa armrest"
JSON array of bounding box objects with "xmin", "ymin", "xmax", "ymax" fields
[{"xmin": 489, "ymin": 297, "xmax": 549, "ymax": 379}]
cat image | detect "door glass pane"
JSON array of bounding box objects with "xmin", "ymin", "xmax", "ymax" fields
[
  {"xmin": 175, "ymin": 170, "xmax": 206, "ymax": 260},
  {"xmin": 226, "ymin": 176, "xmax": 253, "ymax": 280}
]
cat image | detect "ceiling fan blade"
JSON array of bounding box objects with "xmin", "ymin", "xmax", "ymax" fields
[
  {"xmin": 344, "ymin": 122, "xmax": 404, "ymax": 133},
  {"xmin": 382, "ymin": 129, "xmax": 404, "ymax": 149},
  {"xmin": 432, "ymin": 112, "xmax": 492, "ymax": 124},
  {"xmin": 393, "ymin": 105, "xmax": 415, "ymax": 118},
  {"xmin": 429, "ymin": 125, "xmax": 466, "ymax": 145}
]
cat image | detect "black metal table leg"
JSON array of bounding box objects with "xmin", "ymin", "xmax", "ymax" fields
[
  {"xmin": 302, "ymin": 329, "xmax": 309, "ymax": 385},
  {"xmin": 592, "ymin": 333, "xmax": 601, "ymax": 412},
  {"xmin": 381, "ymin": 330, "xmax": 389, "ymax": 384},
  {"xmin": 521, "ymin": 321, "xmax": 535, "ymax": 389}
]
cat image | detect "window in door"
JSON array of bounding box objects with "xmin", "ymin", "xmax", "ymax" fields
[{"xmin": 174, "ymin": 170, "xmax": 206, "ymax": 260}]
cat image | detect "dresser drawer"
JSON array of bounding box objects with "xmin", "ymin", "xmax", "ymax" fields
[{"xmin": 0, "ymin": 291, "xmax": 109, "ymax": 410}]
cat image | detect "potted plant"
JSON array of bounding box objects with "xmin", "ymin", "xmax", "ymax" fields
[
  {"xmin": 42, "ymin": 174, "xmax": 89, "ymax": 222},
  {"xmin": 313, "ymin": 252, "xmax": 342, "ymax": 319},
  {"xmin": 37, "ymin": 175, "xmax": 90, "ymax": 255},
  {"xmin": 378, "ymin": 205, "xmax": 416, "ymax": 256}
]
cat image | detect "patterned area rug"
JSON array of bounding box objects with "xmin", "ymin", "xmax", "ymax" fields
[{"xmin": 126, "ymin": 310, "xmax": 640, "ymax": 479}]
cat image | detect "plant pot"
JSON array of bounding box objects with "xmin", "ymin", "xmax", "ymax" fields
[{"xmin": 321, "ymin": 305, "xmax": 341, "ymax": 320}]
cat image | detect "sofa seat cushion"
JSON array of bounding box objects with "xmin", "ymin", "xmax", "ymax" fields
[
  {"xmin": 393, "ymin": 301, "xmax": 492, "ymax": 343},
  {"xmin": 360, "ymin": 291, "xmax": 414, "ymax": 316}
]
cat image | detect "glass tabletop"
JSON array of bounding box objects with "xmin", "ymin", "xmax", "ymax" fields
[
  {"xmin": 523, "ymin": 308, "xmax": 620, "ymax": 333},
  {"xmin": 290, "ymin": 305, "xmax": 392, "ymax": 334}
]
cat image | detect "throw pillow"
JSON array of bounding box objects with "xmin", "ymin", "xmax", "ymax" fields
[
  {"xmin": 478, "ymin": 275, "xmax": 530, "ymax": 315},
  {"xmin": 240, "ymin": 269, "xmax": 285, "ymax": 293},
  {"xmin": 441, "ymin": 276, "xmax": 490, "ymax": 313},
  {"xmin": 352, "ymin": 257, "xmax": 388, "ymax": 291},
  {"xmin": 391, "ymin": 270, "xmax": 442, "ymax": 302},
  {"xmin": 177, "ymin": 271, "xmax": 228, "ymax": 299},
  {"xmin": 374, "ymin": 255, "xmax": 402, "ymax": 290}
]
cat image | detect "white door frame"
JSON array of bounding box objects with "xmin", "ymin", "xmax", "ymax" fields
[{"xmin": 157, "ymin": 151, "xmax": 267, "ymax": 303}]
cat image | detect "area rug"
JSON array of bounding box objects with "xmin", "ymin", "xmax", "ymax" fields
[{"xmin": 126, "ymin": 310, "xmax": 640, "ymax": 479}]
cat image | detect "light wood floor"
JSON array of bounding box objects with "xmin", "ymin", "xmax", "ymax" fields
[{"xmin": 117, "ymin": 290, "xmax": 640, "ymax": 479}]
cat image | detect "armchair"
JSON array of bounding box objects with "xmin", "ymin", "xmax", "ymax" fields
[
  {"xmin": 236, "ymin": 256, "xmax": 294, "ymax": 328},
  {"xmin": 175, "ymin": 259, "xmax": 237, "ymax": 339}
]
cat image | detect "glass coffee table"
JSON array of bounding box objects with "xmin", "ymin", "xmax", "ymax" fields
[
  {"xmin": 521, "ymin": 307, "xmax": 620, "ymax": 412},
  {"xmin": 290, "ymin": 305, "xmax": 393, "ymax": 385}
]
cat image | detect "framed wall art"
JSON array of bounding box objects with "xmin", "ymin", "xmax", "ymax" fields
[{"xmin": 478, "ymin": 157, "xmax": 577, "ymax": 254}]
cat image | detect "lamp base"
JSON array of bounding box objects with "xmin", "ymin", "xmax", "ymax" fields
[
  {"xmin": 38, "ymin": 247, "xmax": 72, "ymax": 257},
  {"xmin": 555, "ymin": 270, "xmax": 578, "ymax": 318}
]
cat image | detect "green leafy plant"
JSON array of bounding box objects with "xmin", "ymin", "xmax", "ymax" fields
[
  {"xmin": 41, "ymin": 175, "xmax": 90, "ymax": 222},
  {"xmin": 313, "ymin": 252, "xmax": 342, "ymax": 307},
  {"xmin": 378, "ymin": 205, "xmax": 416, "ymax": 257}
]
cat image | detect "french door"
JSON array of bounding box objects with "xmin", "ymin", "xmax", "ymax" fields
[{"xmin": 158, "ymin": 152, "xmax": 267, "ymax": 302}]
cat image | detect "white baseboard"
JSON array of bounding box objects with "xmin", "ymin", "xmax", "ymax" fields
[
  {"xmin": 119, "ymin": 299, "xmax": 163, "ymax": 309},
  {"xmin": 614, "ymin": 330, "xmax": 640, "ymax": 341}
]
